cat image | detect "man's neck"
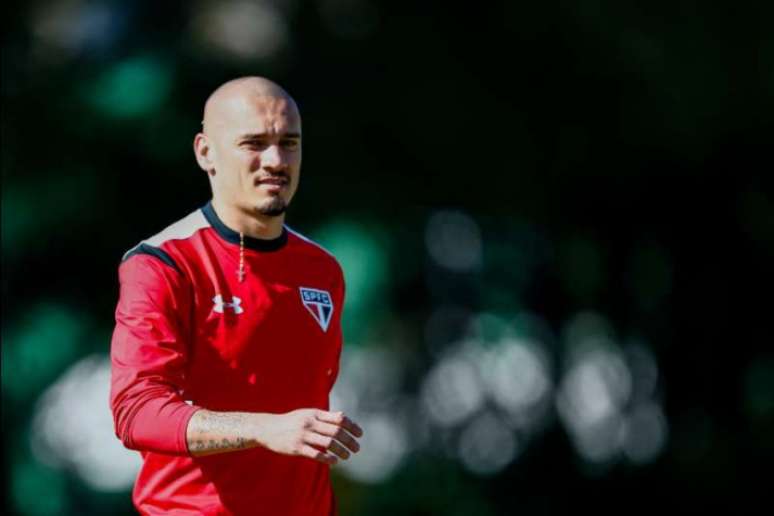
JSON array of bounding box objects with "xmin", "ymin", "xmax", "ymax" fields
[{"xmin": 211, "ymin": 198, "xmax": 285, "ymax": 240}]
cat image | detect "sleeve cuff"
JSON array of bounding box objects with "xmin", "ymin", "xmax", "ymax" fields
[{"xmin": 177, "ymin": 404, "xmax": 203, "ymax": 456}]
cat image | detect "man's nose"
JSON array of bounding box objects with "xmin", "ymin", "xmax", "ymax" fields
[{"xmin": 261, "ymin": 144, "xmax": 285, "ymax": 170}]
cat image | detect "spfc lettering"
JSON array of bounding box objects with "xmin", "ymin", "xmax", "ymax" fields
[{"xmin": 299, "ymin": 287, "xmax": 334, "ymax": 332}]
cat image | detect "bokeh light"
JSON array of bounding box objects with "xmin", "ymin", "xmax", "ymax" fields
[
  {"xmin": 31, "ymin": 354, "xmax": 142, "ymax": 491},
  {"xmin": 10, "ymin": 454, "xmax": 68, "ymax": 516},
  {"xmin": 2, "ymin": 304, "xmax": 88, "ymax": 402},
  {"xmin": 620, "ymin": 402, "xmax": 668, "ymax": 464},
  {"xmin": 29, "ymin": 0, "xmax": 124, "ymax": 62},
  {"xmin": 84, "ymin": 55, "xmax": 173, "ymax": 119},
  {"xmin": 311, "ymin": 220, "xmax": 390, "ymax": 343},
  {"xmin": 421, "ymin": 345, "xmax": 486, "ymax": 428},
  {"xmin": 458, "ymin": 411, "xmax": 518, "ymax": 476},
  {"xmin": 425, "ymin": 211, "xmax": 482, "ymax": 272},
  {"xmin": 331, "ymin": 345, "xmax": 408, "ymax": 484},
  {"xmin": 190, "ymin": 0, "xmax": 290, "ymax": 62},
  {"xmin": 482, "ymin": 336, "xmax": 553, "ymax": 432},
  {"xmin": 557, "ymin": 313, "xmax": 667, "ymax": 466},
  {"xmin": 336, "ymin": 411, "xmax": 408, "ymax": 484}
]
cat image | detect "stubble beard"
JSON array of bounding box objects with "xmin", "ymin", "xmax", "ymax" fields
[{"xmin": 256, "ymin": 195, "xmax": 288, "ymax": 217}]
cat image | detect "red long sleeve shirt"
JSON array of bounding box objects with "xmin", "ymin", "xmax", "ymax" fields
[{"xmin": 110, "ymin": 202, "xmax": 344, "ymax": 515}]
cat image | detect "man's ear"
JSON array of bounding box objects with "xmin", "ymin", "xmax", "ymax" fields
[{"xmin": 193, "ymin": 133, "xmax": 216, "ymax": 175}]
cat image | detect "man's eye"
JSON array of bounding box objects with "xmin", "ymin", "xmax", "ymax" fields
[
  {"xmin": 281, "ymin": 140, "xmax": 299, "ymax": 149},
  {"xmin": 244, "ymin": 141, "xmax": 268, "ymax": 150}
]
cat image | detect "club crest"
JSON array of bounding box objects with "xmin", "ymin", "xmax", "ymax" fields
[{"xmin": 299, "ymin": 287, "xmax": 334, "ymax": 332}]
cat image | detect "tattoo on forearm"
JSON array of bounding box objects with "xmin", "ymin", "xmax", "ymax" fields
[
  {"xmin": 187, "ymin": 410, "xmax": 258, "ymax": 456},
  {"xmin": 189, "ymin": 437, "xmax": 251, "ymax": 453}
]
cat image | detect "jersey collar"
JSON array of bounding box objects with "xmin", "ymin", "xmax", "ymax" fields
[{"xmin": 201, "ymin": 201, "xmax": 288, "ymax": 252}]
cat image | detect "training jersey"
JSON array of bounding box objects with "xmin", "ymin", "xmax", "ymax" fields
[{"xmin": 110, "ymin": 201, "xmax": 344, "ymax": 516}]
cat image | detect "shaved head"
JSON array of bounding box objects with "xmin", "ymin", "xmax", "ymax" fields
[
  {"xmin": 202, "ymin": 76, "xmax": 300, "ymax": 136},
  {"xmin": 193, "ymin": 76, "xmax": 303, "ymax": 235}
]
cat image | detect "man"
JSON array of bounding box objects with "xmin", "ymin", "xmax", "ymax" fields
[{"xmin": 110, "ymin": 77, "xmax": 362, "ymax": 515}]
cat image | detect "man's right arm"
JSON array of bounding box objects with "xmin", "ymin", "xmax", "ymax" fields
[
  {"xmin": 110, "ymin": 253, "xmax": 200, "ymax": 455},
  {"xmin": 186, "ymin": 408, "xmax": 363, "ymax": 464}
]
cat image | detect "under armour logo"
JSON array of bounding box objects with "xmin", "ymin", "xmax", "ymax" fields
[{"xmin": 213, "ymin": 294, "xmax": 244, "ymax": 314}]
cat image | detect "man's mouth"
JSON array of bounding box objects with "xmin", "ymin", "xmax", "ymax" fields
[{"xmin": 255, "ymin": 176, "xmax": 289, "ymax": 188}]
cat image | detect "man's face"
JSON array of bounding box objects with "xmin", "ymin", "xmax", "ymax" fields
[{"xmin": 206, "ymin": 95, "xmax": 301, "ymax": 217}]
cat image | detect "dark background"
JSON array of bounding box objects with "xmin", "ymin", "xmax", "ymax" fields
[{"xmin": 3, "ymin": 1, "xmax": 773, "ymax": 515}]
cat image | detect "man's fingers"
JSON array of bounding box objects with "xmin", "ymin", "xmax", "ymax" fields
[
  {"xmin": 339, "ymin": 416, "xmax": 363, "ymax": 438},
  {"xmin": 326, "ymin": 439, "xmax": 350, "ymax": 461},
  {"xmin": 312, "ymin": 420, "xmax": 360, "ymax": 453},
  {"xmin": 299, "ymin": 444, "xmax": 338, "ymax": 465},
  {"xmin": 316, "ymin": 411, "xmax": 364, "ymax": 438},
  {"xmin": 315, "ymin": 410, "xmax": 344, "ymax": 424},
  {"xmin": 305, "ymin": 433, "xmax": 352, "ymax": 460}
]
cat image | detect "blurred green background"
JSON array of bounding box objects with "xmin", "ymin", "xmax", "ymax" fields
[{"xmin": 2, "ymin": 1, "xmax": 773, "ymax": 514}]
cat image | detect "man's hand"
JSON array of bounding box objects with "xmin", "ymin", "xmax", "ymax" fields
[{"xmin": 255, "ymin": 409, "xmax": 364, "ymax": 465}]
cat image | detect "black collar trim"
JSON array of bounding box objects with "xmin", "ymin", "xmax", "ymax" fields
[{"xmin": 201, "ymin": 201, "xmax": 288, "ymax": 252}]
